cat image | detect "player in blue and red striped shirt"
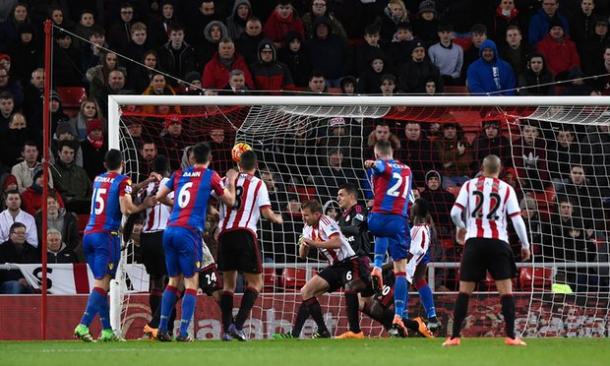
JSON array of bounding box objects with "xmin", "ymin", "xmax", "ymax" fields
[
  {"xmin": 364, "ymin": 140, "xmax": 413, "ymax": 337},
  {"xmin": 74, "ymin": 149, "xmax": 151, "ymax": 342},
  {"xmin": 155, "ymin": 142, "xmax": 237, "ymax": 341}
]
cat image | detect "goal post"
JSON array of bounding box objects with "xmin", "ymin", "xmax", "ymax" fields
[{"xmin": 108, "ymin": 95, "xmax": 610, "ymax": 338}]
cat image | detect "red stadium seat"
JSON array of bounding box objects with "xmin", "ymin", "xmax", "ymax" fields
[
  {"xmin": 263, "ymin": 268, "xmax": 277, "ymax": 292},
  {"xmin": 281, "ymin": 268, "xmax": 308, "ymax": 289},
  {"xmin": 519, "ymin": 267, "xmax": 553, "ymax": 290},
  {"xmin": 56, "ymin": 86, "xmax": 87, "ymax": 109},
  {"xmin": 447, "ymin": 186, "xmax": 461, "ymax": 197}
]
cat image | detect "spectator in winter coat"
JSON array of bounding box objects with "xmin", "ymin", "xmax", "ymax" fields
[
  {"xmin": 11, "ymin": 141, "xmax": 53, "ymax": 193},
  {"xmin": 412, "ymin": 0, "xmax": 439, "ymax": 47},
  {"xmin": 432, "ymin": 123, "xmax": 474, "ymax": 188},
  {"xmin": 518, "ymin": 53, "xmax": 555, "ymax": 95},
  {"xmin": 250, "ymin": 39, "xmax": 295, "ymax": 92},
  {"xmin": 379, "ymin": 0, "xmax": 409, "ymax": 43},
  {"xmin": 399, "ymin": 40, "xmax": 442, "ymax": 93},
  {"xmin": 581, "ymin": 16, "xmax": 609, "ymax": 77},
  {"xmin": 80, "ymin": 118, "xmax": 106, "ymax": 180},
  {"xmin": 0, "ymin": 223, "xmax": 39, "ymax": 294},
  {"xmin": 21, "ymin": 171, "xmax": 63, "ymax": 216},
  {"xmin": 237, "ymin": 17, "xmax": 265, "ymax": 68},
  {"xmin": 306, "ymin": 16, "xmax": 348, "ymax": 86},
  {"xmin": 195, "ymin": 20, "xmax": 229, "ymax": 71},
  {"xmin": 202, "ymin": 38, "xmax": 254, "ymax": 90},
  {"xmin": 35, "ymin": 194, "xmax": 79, "ymax": 255},
  {"xmin": 528, "ymin": 0, "xmax": 569, "ymax": 45},
  {"xmin": 419, "ymin": 170, "xmax": 455, "ymax": 240},
  {"xmin": 226, "ymin": 0, "xmax": 252, "ymax": 41},
  {"xmin": 357, "ymin": 53, "xmax": 388, "ymax": 94},
  {"xmin": 0, "ymin": 2, "xmax": 32, "ymax": 53},
  {"xmin": 500, "ymin": 25, "xmax": 532, "ymax": 77},
  {"xmin": 157, "ymin": 24, "xmax": 196, "ymax": 85},
  {"xmin": 536, "ymin": 19, "xmax": 580, "ymax": 79},
  {"xmin": 354, "ymin": 23, "xmax": 387, "ymax": 77},
  {"xmin": 46, "ymin": 228, "xmax": 77, "ymax": 263},
  {"xmin": 278, "ymin": 31, "xmax": 311, "ymax": 88},
  {"xmin": 466, "ymin": 39, "xmax": 516, "ymax": 95},
  {"xmin": 51, "ymin": 141, "xmax": 91, "ymax": 214},
  {"xmin": 397, "ymin": 121, "xmax": 441, "ymax": 187},
  {"xmin": 302, "ymin": 0, "xmax": 347, "ymax": 40},
  {"xmin": 472, "ymin": 119, "xmax": 512, "ymax": 167},
  {"xmin": 263, "ymin": 1, "xmax": 305, "ymax": 49}
]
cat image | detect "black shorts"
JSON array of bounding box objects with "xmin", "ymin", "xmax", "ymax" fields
[
  {"xmin": 140, "ymin": 231, "xmax": 166, "ymax": 277},
  {"xmin": 217, "ymin": 230, "xmax": 262, "ymax": 274},
  {"xmin": 199, "ymin": 264, "xmax": 222, "ymax": 296},
  {"xmin": 460, "ymin": 238, "xmax": 517, "ymax": 282},
  {"xmin": 318, "ymin": 255, "xmax": 371, "ymax": 293}
]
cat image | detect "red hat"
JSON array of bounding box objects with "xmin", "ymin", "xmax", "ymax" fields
[
  {"xmin": 2, "ymin": 174, "xmax": 18, "ymax": 191},
  {"xmin": 0, "ymin": 54, "xmax": 10, "ymax": 62},
  {"xmin": 87, "ymin": 118, "xmax": 103, "ymax": 134},
  {"xmin": 164, "ymin": 115, "xmax": 182, "ymax": 128}
]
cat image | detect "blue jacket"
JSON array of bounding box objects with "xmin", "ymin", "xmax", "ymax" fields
[
  {"xmin": 528, "ymin": 9, "xmax": 569, "ymax": 45},
  {"xmin": 466, "ymin": 40, "xmax": 516, "ymax": 96}
]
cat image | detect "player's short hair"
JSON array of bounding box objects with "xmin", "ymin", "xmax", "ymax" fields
[
  {"xmin": 338, "ymin": 183, "xmax": 358, "ymax": 198},
  {"xmin": 482, "ymin": 154, "xmax": 501, "ymax": 174},
  {"xmin": 375, "ymin": 140, "xmax": 393, "ymax": 154},
  {"xmin": 153, "ymin": 155, "xmax": 169, "ymax": 174},
  {"xmin": 192, "ymin": 142, "xmax": 211, "ymax": 164},
  {"xmin": 301, "ymin": 199, "xmax": 322, "ymax": 213},
  {"xmin": 239, "ymin": 150, "xmax": 257, "ymax": 171},
  {"xmin": 105, "ymin": 149, "xmax": 123, "ymax": 170},
  {"xmin": 412, "ymin": 198, "xmax": 430, "ymax": 218}
]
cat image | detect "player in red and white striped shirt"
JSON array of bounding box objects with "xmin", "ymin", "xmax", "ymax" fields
[
  {"xmin": 273, "ymin": 199, "xmax": 369, "ymax": 339},
  {"xmin": 444, "ymin": 155, "xmax": 530, "ymax": 347},
  {"xmin": 217, "ymin": 150, "xmax": 283, "ymax": 341}
]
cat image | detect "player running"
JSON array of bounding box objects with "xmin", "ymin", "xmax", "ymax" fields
[
  {"xmin": 274, "ymin": 200, "xmax": 369, "ymax": 339},
  {"xmin": 74, "ymin": 149, "xmax": 151, "ymax": 342},
  {"xmin": 443, "ymin": 155, "xmax": 530, "ymax": 347},
  {"xmin": 217, "ymin": 150, "xmax": 283, "ymax": 341},
  {"xmin": 155, "ymin": 142, "xmax": 237, "ymax": 341},
  {"xmin": 365, "ymin": 140, "xmax": 413, "ymax": 337}
]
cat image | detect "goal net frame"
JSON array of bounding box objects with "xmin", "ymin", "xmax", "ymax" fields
[{"xmin": 108, "ymin": 95, "xmax": 610, "ymax": 338}]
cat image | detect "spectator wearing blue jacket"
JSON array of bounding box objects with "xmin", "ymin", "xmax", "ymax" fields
[
  {"xmin": 466, "ymin": 39, "xmax": 516, "ymax": 96},
  {"xmin": 528, "ymin": 0, "xmax": 569, "ymax": 45}
]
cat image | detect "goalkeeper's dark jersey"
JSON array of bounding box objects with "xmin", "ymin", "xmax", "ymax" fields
[{"xmin": 337, "ymin": 203, "xmax": 370, "ymax": 257}]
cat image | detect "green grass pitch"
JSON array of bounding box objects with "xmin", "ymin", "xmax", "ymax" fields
[{"xmin": 1, "ymin": 338, "xmax": 609, "ymax": 366}]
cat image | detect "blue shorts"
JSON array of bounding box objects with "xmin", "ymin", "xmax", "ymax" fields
[
  {"xmin": 163, "ymin": 226, "xmax": 203, "ymax": 278},
  {"xmin": 368, "ymin": 212, "xmax": 410, "ymax": 261},
  {"xmin": 83, "ymin": 232, "xmax": 121, "ymax": 280}
]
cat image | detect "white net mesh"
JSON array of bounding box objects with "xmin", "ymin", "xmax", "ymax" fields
[{"xmin": 111, "ymin": 99, "xmax": 610, "ymax": 338}]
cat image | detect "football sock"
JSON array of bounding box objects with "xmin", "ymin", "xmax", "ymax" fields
[
  {"xmin": 373, "ymin": 237, "xmax": 389, "ymax": 268},
  {"xmin": 452, "ymin": 292, "xmax": 470, "ymax": 338},
  {"xmin": 501, "ymin": 294, "xmax": 516, "ymax": 339},
  {"xmin": 307, "ymin": 297, "xmax": 329, "ymax": 334},
  {"xmin": 414, "ymin": 279, "xmax": 437, "ymax": 318},
  {"xmin": 178, "ymin": 289, "xmax": 197, "ymax": 337},
  {"xmin": 234, "ymin": 287, "xmax": 259, "ymax": 330},
  {"xmin": 159, "ymin": 285, "xmax": 179, "ymax": 332},
  {"xmin": 98, "ymin": 294, "xmax": 111, "ymax": 330},
  {"xmin": 80, "ymin": 287, "xmax": 106, "ymax": 327},
  {"xmin": 148, "ymin": 289, "xmax": 162, "ymax": 325},
  {"xmin": 394, "ymin": 272, "xmax": 407, "ymax": 317},
  {"xmin": 220, "ymin": 291, "xmax": 234, "ymax": 332},
  {"xmin": 291, "ymin": 299, "xmax": 312, "ymax": 337},
  {"xmin": 345, "ymin": 292, "xmax": 361, "ymax": 333}
]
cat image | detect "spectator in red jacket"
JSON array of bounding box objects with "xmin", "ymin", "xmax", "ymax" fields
[
  {"xmin": 21, "ymin": 170, "xmax": 64, "ymax": 216},
  {"xmin": 202, "ymin": 38, "xmax": 254, "ymax": 90},
  {"xmin": 536, "ymin": 18, "xmax": 580, "ymax": 79},
  {"xmin": 263, "ymin": 0, "xmax": 305, "ymax": 49},
  {"xmin": 250, "ymin": 39, "xmax": 295, "ymax": 92}
]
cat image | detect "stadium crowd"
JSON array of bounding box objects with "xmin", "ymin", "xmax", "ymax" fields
[{"xmin": 0, "ymin": 0, "xmax": 609, "ymax": 294}]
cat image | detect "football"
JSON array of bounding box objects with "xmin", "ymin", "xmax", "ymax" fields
[{"xmin": 232, "ymin": 142, "xmax": 252, "ymax": 163}]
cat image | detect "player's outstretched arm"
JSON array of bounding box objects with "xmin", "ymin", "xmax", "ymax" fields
[
  {"xmin": 261, "ymin": 206, "xmax": 283, "ymax": 224},
  {"xmin": 219, "ymin": 169, "xmax": 238, "ymax": 207},
  {"xmin": 119, "ymin": 193, "xmax": 153, "ymax": 215},
  {"xmin": 298, "ymin": 235, "xmax": 310, "ymax": 259}
]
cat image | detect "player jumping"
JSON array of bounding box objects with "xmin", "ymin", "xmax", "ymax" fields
[
  {"xmin": 443, "ymin": 155, "xmax": 530, "ymax": 347},
  {"xmin": 365, "ymin": 140, "xmax": 413, "ymax": 337},
  {"xmin": 74, "ymin": 149, "xmax": 151, "ymax": 342},
  {"xmin": 155, "ymin": 142, "xmax": 237, "ymax": 341},
  {"xmin": 217, "ymin": 150, "xmax": 284, "ymax": 341}
]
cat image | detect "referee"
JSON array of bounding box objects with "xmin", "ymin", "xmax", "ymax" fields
[{"xmin": 444, "ymin": 155, "xmax": 530, "ymax": 347}]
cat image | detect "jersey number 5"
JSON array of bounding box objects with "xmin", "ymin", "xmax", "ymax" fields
[
  {"xmin": 387, "ymin": 172, "xmax": 409, "ymax": 198},
  {"xmin": 93, "ymin": 188, "xmax": 107, "ymax": 215},
  {"xmin": 471, "ymin": 190, "xmax": 501, "ymax": 220}
]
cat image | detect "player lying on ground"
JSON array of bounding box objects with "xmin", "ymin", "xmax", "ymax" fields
[
  {"xmin": 155, "ymin": 142, "xmax": 237, "ymax": 341},
  {"xmin": 217, "ymin": 150, "xmax": 284, "ymax": 341},
  {"xmin": 274, "ymin": 200, "xmax": 370, "ymax": 339},
  {"xmin": 74, "ymin": 149, "xmax": 152, "ymax": 342},
  {"xmin": 365, "ymin": 140, "xmax": 413, "ymax": 337},
  {"xmin": 443, "ymin": 154, "xmax": 530, "ymax": 347}
]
